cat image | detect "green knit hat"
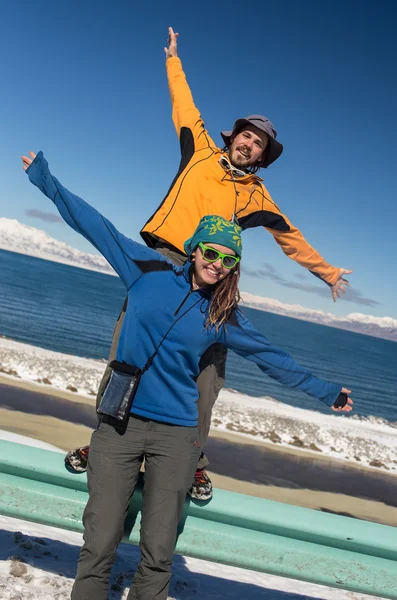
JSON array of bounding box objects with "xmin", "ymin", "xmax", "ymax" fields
[{"xmin": 184, "ymin": 215, "xmax": 243, "ymax": 258}]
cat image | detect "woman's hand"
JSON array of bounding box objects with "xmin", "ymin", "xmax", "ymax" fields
[
  {"xmin": 331, "ymin": 388, "xmax": 353, "ymax": 413},
  {"xmin": 22, "ymin": 151, "xmax": 36, "ymax": 171},
  {"xmin": 164, "ymin": 26, "xmax": 179, "ymax": 59}
]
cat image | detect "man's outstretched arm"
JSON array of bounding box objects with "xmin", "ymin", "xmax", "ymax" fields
[
  {"xmin": 258, "ymin": 188, "xmax": 352, "ymax": 302},
  {"xmin": 271, "ymin": 223, "xmax": 352, "ymax": 301},
  {"xmin": 164, "ymin": 27, "xmax": 216, "ymax": 151}
]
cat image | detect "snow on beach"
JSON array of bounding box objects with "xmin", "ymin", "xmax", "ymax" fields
[
  {"xmin": 0, "ymin": 513, "xmax": 386, "ymax": 600},
  {"xmin": 1, "ymin": 337, "xmax": 397, "ymax": 474},
  {"xmin": 0, "ymin": 336, "xmax": 104, "ymax": 398}
]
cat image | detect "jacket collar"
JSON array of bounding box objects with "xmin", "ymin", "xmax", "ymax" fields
[{"xmin": 182, "ymin": 260, "xmax": 192, "ymax": 282}]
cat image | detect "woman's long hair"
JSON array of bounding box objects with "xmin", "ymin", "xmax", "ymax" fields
[{"xmin": 206, "ymin": 263, "xmax": 241, "ymax": 332}]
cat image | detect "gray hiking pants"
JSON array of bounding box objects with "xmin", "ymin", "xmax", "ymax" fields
[
  {"xmin": 96, "ymin": 244, "xmax": 227, "ymax": 469},
  {"xmin": 71, "ymin": 415, "xmax": 201, "ymax": 599}
]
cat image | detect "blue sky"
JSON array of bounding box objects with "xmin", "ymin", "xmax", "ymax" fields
[{"xmin": 0, "ymin": 1, "xmax": 396, "ymax": 318}]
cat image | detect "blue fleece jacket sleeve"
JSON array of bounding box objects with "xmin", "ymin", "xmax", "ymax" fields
[
  {"xmin": 224, "ymin": 310, "xmax": 342, "ymax": 407},
  {"xmin": 26, "ymin": 152, "xmax": 166, "ymax": 289}
]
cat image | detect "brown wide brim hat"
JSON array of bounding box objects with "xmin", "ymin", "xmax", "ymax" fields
[{"xmin": 221, "ymin": 114, "xmax": 283, "ymax": 168}]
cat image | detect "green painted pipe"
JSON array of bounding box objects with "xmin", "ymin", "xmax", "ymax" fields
[
  {"xmin": 0, "ymin": 440, "xmax": 396, "ymax": 559},
  {"xmin": 1, "ymin": 440, "xmax": 397, "ymax": 598}
]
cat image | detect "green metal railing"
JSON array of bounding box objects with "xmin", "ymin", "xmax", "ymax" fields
[{"xmin": 0, "ymin": 439, "xmax": 396, "ymax": 597}]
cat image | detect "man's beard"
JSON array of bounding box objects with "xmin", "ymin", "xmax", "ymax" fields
[{"xmin": 230, "ymin": 147, "xmax": 254, "ymax": 169}]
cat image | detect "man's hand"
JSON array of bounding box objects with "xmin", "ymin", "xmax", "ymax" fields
[
  {"xmin": 164, "ymin": 26, "xmax": 179, "ymax": 59},
  {"xmin": 21, "ymin": 151, "xmax": 36, "ymax": 171},
  {"xmin": 331, "ymin": 268, "xmax": 353, "ymax": 302},
  {"xmin": 331, "ymin": 388, "xmax": 353, "ymax": 413}
]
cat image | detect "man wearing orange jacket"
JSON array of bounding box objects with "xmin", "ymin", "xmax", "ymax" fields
[{"xmin": 65, "ymin": 27, "xmax": 352, "ymax": 500}]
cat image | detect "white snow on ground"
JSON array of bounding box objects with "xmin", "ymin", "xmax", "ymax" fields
[
  {"xmin": 0, "ymin": 515, "xmax": 386, "ymax": 600},
  {"xmin": 0, "ymin": 429, "xmax": 63, "ymax": 453},
  {"xmin": 1, "ymin": 336, "xmax": 397, "ymax": 473},
  {"xmin": 0, "ymin": 336, "xmax": 105, "ymax": 398}
]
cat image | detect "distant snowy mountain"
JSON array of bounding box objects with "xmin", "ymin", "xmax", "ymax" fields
[
  {"xmin": 1, "ymin": 218, "xmax": 396, "ymax": 342},
  {"xmin": 241, "ymin": 292, "xmax": 397, "ymax": 343},
  {"xmin": 0, "ymin": 218, "xmax": 115, "ymax": 275}
]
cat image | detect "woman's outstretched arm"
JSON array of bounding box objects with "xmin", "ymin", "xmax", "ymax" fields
[
  {"xmin": 22, "ymin": 151, "xmax": 167, "ymax": 289},
  {"xmin": 223, "ymin": 310, "xmax": 352, "ymax": 411}
]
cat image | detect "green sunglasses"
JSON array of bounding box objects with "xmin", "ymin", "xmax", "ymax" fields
[{"xmin": 198, "ymin": 242, "xmax": 240, "ymax": 269}]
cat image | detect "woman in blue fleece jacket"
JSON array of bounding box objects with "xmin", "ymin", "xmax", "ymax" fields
[{"xmin": 22, "ymin": 151, "xmax": 352, "ymax": 600}]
